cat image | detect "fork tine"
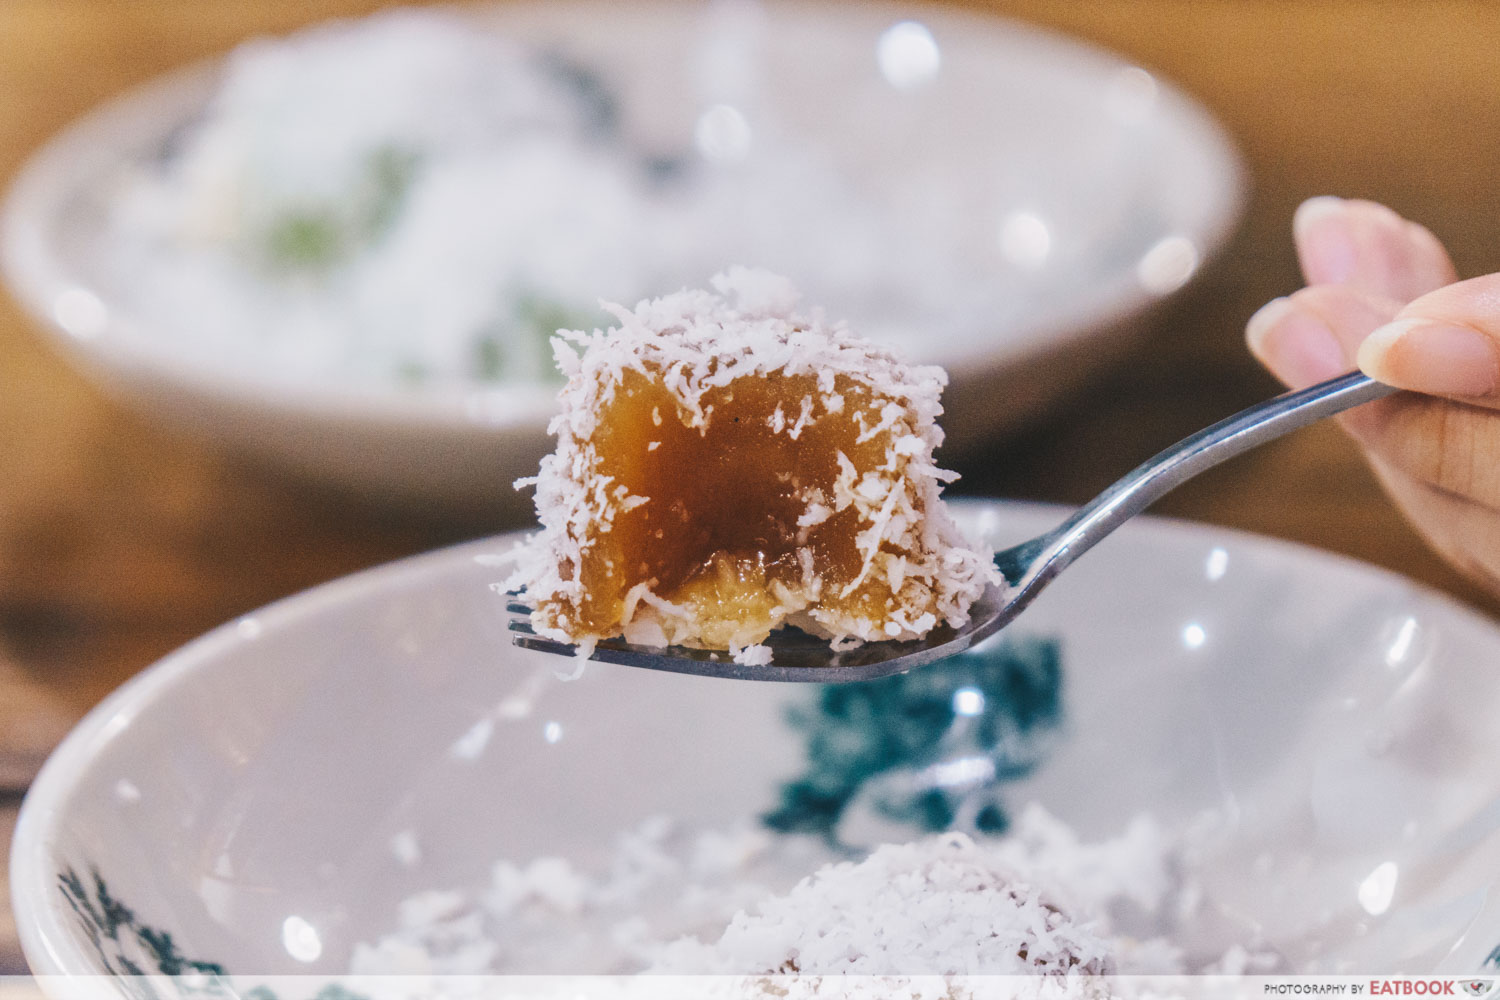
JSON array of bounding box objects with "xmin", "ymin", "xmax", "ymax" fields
[
  {"xmin": 758, "ymin": 633, "xmax": 831, "ymax": 650},
  {"xmin": 512, "ymin": 634, "xmax": 581, "ymax": 657},
  {"xmin": 506, "ymin": 580, "xmax": 1010, "ymax": 681},
  {"xmin": 504, "ymin": 586, "xmax": 534, "ymax": 617}
]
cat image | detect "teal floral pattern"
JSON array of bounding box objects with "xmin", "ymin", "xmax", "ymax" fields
[
  {"xmin": 58, "ymin": 865, "xmax": 227, "ymax": 986},
  {"xmin": 56, "ymin": 865, "xmax": 377, "ymax": 999},
  {"xmin": 762, "ymin": 633, "xmax": 1063, "ymax": 841}
]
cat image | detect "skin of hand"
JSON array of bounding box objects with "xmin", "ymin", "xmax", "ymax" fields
[{"xmin": 1245, "ymin": 196, "xmax": 1500, "ymax": 595}]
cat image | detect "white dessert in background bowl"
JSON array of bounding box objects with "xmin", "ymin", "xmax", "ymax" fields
[{"xmin": 0, "ymin": 0, "xmax": 1245, "ymax": 510}]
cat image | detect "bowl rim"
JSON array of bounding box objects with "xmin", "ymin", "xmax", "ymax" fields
[
  {"xmin": 0, "ymin": 0, "xmax": 1248, "ymax": 442},
  {"xmin": 12, "ymin": 497, "xmax": 1500, "ymax": 976}
]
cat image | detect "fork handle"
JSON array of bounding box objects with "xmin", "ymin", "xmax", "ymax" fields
[{"xmin": 1000, "ymin": 371, "xmax": 1397, "ymax": 586}]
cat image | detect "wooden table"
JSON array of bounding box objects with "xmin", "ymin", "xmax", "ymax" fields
[{"xmin": 4, "ymin": 0, "xmax": 1500, "ymax": 976}]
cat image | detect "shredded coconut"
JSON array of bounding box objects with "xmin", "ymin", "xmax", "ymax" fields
[
  {"xmin": 649, "ymin": 832, "xmax": 1115, "ymax": 977},
  {"xmin": 733, "ymin": 644, "xmax": 774, "ymax": 667},
  {"xmin": 348, "ymin": 804, "xmax": 1277, "ymax": 981}
]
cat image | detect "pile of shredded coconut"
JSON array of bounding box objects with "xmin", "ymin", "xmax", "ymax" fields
[
  {"xmin": 350, "ymin": 817, "xmax": 820, "ymax": 977},
  {"xmin": 508, "ymin": 268, "xmax": 1000, "ymax": 661},
  {"xmin": 349, "ymin": 804, "xmax": 1273, "ymax": 987},
  {"xmin": 648, "ymin": 832, "xmax": 1117, "ymax": 977}
]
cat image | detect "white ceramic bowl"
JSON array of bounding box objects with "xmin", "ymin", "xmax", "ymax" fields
[
  {"xmin": 0, "ymin": 1, "xmax": 1245, "ymax": 511},
  {"xmin": 13, "ymin": 500, "xmax": 1500, "ymax": 987}
]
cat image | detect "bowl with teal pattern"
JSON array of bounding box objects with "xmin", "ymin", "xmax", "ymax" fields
[{"xmin": 13, "ymin": 500, "xmax": 1500, "ymax": 992}]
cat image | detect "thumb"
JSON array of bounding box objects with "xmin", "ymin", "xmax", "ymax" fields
[{"xmin": 1358, "ymin": 273, "xmax": 1500, "ymax": 406}]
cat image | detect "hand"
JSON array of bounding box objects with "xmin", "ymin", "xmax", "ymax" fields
[{"xmin": 1245, "ymin": 196, "xmax": 1500, "ymax": 595}]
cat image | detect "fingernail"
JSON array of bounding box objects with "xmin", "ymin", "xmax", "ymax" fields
[
  {"xmin": 1358, "ymin": 318, "xmax": 1500, "ymax": 397},
  {"xmin": 1245, "ymin": 296, "xmax": 1293, "ymax": 356},
  {"xmin": 1245, "ymin": 296, "xmax": 1347, "ymax": 388},
  {"xmin": 1293, "ymin": 196, "xmax": 1357, "ymax": 285}
]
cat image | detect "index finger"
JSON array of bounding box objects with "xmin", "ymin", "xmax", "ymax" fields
[{"xmin": 1358, "ymin": 274, "xmax": 1500, "ymax": 408}]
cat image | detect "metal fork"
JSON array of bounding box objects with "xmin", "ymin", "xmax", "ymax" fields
[{"xmin": 509, "ymin": 371, "xmax": 1396, "ymax": 682}]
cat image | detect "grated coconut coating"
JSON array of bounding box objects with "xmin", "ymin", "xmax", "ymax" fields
[{"xmin": 508, "ymin": 268, "xmax": 1000, "ymax": 660}]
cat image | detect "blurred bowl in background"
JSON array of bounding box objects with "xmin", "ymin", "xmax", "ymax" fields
[{"xmin": 0, "ymin": 0, "xmax": 1246, "ymax": 514}]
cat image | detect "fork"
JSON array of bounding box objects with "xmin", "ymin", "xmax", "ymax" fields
[{"xmin": 509, "ymin": 370, "xmax": 1396, "ymax": 682}]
